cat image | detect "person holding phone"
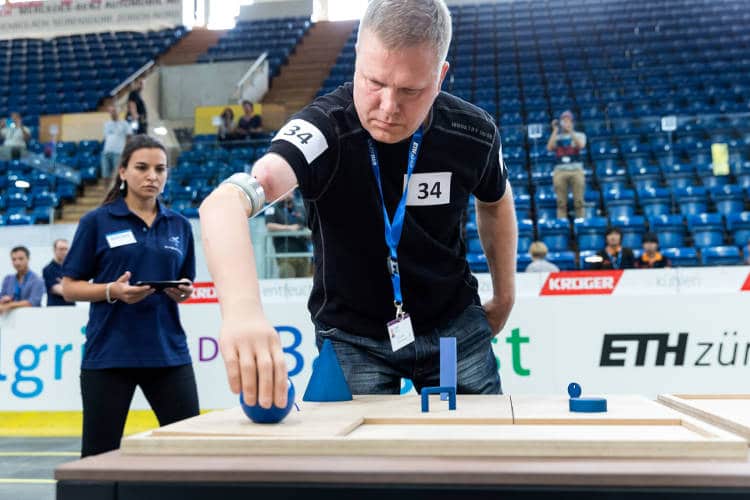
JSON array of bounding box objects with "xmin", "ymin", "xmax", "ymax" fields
[
  {"xmin": 546, "ymin": 110, "xmax": 587, "ymax": 218},
  {"xmin": 62, "ymin": 135, "xmax": 199, "ymax": 457}
]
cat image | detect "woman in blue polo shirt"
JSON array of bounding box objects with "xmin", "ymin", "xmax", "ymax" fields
[{"xmin": 62, "ymin": 135, "xmax": 199, "ymax": 457}]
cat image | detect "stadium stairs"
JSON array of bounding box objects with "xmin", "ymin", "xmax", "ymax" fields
[
  {"xmin": 57, "ymin": 177, "xmax": 110, "ymax": 224},
  {"xmin": 159, "ymin": 28, "xmax": 227, "ymax": 66},
  {"xmin": 262, "ymin": 20, "xmax": 358, "ymax": 115}
]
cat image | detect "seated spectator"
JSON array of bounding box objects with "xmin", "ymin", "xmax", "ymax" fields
[
  {"xmin": 102, "ymin": 104, "xmax": 132, "ymax": 180},
  {"xmin": 0, "ymin": 246, "xmax": 45, "ymax": 314},
  {"xmin": 43, "ymin": 239, "xmax": 75, "ymax": 306},
  {"xmin": 547, "ymin": 110, "xmax": 587, "ymax": 219},
  {"xmin": 0, "ymin": 112, "xmax": 31, "ymax": 160},
  {"xmin": 636, "ymin": 232, "xmax": 671, "ymax": 269},
  {"xmin": 591, "ymin": 227, "xmax": 636, "ymax": 270},
  {"xmin": 237, "ymin": 101, "xmax": 263, "ymax": 138},
  {"xmin": 217, "ymin": 107, "xmax": 241, "ymax": 144},
  {"xmin": 266, "ymin": 191, "xmax": 311, "ymax": 278},
  {"xmin": 525, "ymin": 241, "xmax": 560, "ymax": 273}
]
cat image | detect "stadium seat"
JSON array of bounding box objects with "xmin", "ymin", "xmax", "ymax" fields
[
  {"xmin": 638, "ymin": 187, "xmax": 672, "ymax": 218},
  {"xmin": 534, "ymin": 190, "xmax": 557, "ymax": 221},
  {"xmin": 650, "ymin": 215, "xmax": 687, "ymax": 248},
  {"xmin": 467, "ymin": 252, "xmax": 488, "ymax": 273},
  {"xmin": 629, "ymin": 165, "xmax": 661, "ymax": 191},
  {"xmin": 516, "ymin": 253, "xmax": 532, "ymax": 273},
  {"xmin": 610, "ymin": 215, "xmax": 646, "ymax": 249},
  {"xmin": 574, "ymin": 216, "xmax": 607, "ymax": 251},
  {"xmin": 596, "ymin": 166, "xmax": 628, "ymax": 192},
  {"xmin": 662, "ymin": 247, "xmax": 699, "ymax": 267},
  {"xmin": 726, "ymin": 212, "xmax": 750, "ymax": 247},
  {"xmin": 661, "ymin": 163, "xmax": 697, "ymax": 190},
  {"xmin": 700, "ymin": 246, "xmax": 742, "ymax": 267},
  {"xmin": 675, "ymin": 186, "xmax": 708, "ymax": 216},
  {"xmin": 687, "ymin": 213, "xmax": 725, "ymax": 248},
  {"xmin": 603, "ymin": 189, "xmax": 636, "ymax": 219},
  {"xmin": 514, "ymin": 193, "xmax": 531, "ymax": 220},
  {"xmin": 517, "ymin": 219, "xmax": 534, "ymax": 254},
  {"xmin": 547, "ymin": 251, "xmax": 576, "ymax": 271},
  {"xmin": 578, "ymin": 249, "xmax": 599, "ymax": 270},
  {"xmin": 710, "ymin": 185, "xmax": 745, "ymax": 217},
  {"xmin": 538, "ymin": 218, "xmax": 570, "ymax": 252}
]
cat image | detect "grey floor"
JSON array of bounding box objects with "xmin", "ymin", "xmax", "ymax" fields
[{"xmin": 0, "ymin": 437, "xmax": 80, "ymax": 500}]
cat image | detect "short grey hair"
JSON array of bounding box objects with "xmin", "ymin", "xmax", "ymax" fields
[{"xmin": 358, "ymin": 0, "xmax": 452, "ymax": 65}]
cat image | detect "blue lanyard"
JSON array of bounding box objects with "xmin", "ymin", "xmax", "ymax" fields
[
  {"xmin": 367, "ymin": 127, "xmax": 423, "ymax": 318},
  {"xmin": 13, "ymin": 276, "xmax": 23, "ymax": 302},
  {"xmin": 611, "ymin": 249, "xmax": 622, "ymax": 270}
]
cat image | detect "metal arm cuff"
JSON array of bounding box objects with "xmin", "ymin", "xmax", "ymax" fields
[{"xmin": 221, "ymin": 173, "xmax": 266, "ymax": 218}]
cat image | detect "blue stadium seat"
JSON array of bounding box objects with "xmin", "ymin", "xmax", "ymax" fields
[
  {"xmin": 700, "ymin": 246, "xmax": 742, "ymax": 267},
  {"xmin": 516, "ymin": 254, "xmax": 532, "ymax": 273},
  {"xmin": 574, "ymin": 216, "xmax": 607, "ymax": 251},
  {"xmin": 727, "ymin": 212, "xmax": 750, "ymax": 247},
  {"xmin": 534, "ymin": 190, "xmax": 557, "ymax": 221},
  {"xmin": 596, "ymin": 166, "xmax": 628, "ymax": 192},
  {"xmin": 466, "ymin": 237, "xmax": 483, "ymax": 255},
  {"xmin": 638, "ymin": 187, "xmax": 672, "ymax": 218},
  {"xmin": 610, "ymin": 215, "xmax": 646, "ymax": 249},
  {"xmin": 467, "ymin": 252, "xmax": 488, "ymax": 273},
  {"xmin": 710, "ymin": 185, "xmax": 744, "ymax": 217},
  {"xmin": 687, "ymin": 213, "xmax": 725, "ymax": 248},
  {"xmin": 538, "ymin": 218, "xmax": 570, "ymax": 252},
  {"xmin": 630, "ymin": 165, "xmax": 661, "ymax": 191},
  {"xmin": 662, "ymin": 247, "xmax": 699, "ymax": 267},
  {"xmin": 650, "ymin": 215, "xmax": 687, "ymax": 248},
  {"xmin": 547, "ymin": 251, "xmax": 576, "ymax": 271},
  {"xmin": 578, "ymin": 249, "xmax": 599, "ymax": 270},
  {"xmin": 517, "ymin": 219, "xmax": 534, "ymax": 254},
  {"xmin": 661, "ymin": 163, "xmax": 697, "ymax": 189},
  {"xmin": 514, "ymin": 193, "xmax": 531, "ymax": 220},
  {"xmin": 603, "ymin": 189, "xmax": 636, "ymax": 219},
  {"xmin": 675, "ymin": 186, "xmax": 708, "ymax": 216},
  {"xmin": 5, "ymin": 212, "xmax": 35, "ymax": 225}
]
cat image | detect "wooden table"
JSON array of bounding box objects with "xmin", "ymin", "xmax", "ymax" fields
[
  {"xmin": 55, "ymin": 395, "xmax": 750, "ymax": 499},
  {"xmin": 55, "ymin": 452, "xmax": 750, "ymax": 499}
]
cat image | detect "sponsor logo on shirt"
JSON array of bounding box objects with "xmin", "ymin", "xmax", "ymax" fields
[{"xmin": 540, "ymin": 271, "xmax": 623, "ymax": 296}]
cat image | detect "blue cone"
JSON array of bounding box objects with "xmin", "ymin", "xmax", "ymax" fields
[{"xmin": 303, "ymin": 339, "xmax": 353, "ymax": 402}]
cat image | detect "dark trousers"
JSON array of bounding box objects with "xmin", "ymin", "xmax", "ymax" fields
[{"xmin": 80, "ymin": 364, "xmax": 200, "ymax": 457}]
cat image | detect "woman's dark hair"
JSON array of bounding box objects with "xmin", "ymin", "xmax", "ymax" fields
[
  {"xmin": 102, "ymin": 134, "xmax": 167, "ymax": 205},
  {"xmin": 221, "ymin": 107, "xmax": 234, "ymax": 121}
]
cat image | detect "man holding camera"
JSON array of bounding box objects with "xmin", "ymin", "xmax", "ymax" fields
[
  {"xmin": 0, "ymin": 112, "xmax": 31, "ymax": 160},
  {"xmin": 546, "ymin": 110, "xmax": 586, "ymax": 218}
]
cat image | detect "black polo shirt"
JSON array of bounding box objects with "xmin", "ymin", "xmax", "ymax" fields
[{"xmin": 268, "ymin": 83, "xmax": 507, "ymax": 339}]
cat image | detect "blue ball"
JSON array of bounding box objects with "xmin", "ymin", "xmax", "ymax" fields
[
  {"xmin": 240, "ymin": 380, "xmax": 296, "ymax": 424},
  {"xmin": 567, "ymin": 382, "xmax": 582, "ymax": 399}
]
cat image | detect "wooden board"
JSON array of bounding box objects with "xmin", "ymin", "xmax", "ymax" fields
[
  {"xmin": 121, "ymin": 395, "xmax": 747, "ymax": 459},
  {"xmin": 659, "ymin": 394, "xmax": 750, "ymax": 443}
]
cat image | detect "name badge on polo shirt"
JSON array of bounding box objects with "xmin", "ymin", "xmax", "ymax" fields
[
  {"xmin": 387, "ymin": 314, "xmax": 415, "ymax": 352},
  {"xmin": 403, "ymin": 172, "xmax": 452, "ymax": 206},
  {"xmin": 105, "ymin": 229, "xmax": 137, "ymax": 248}
]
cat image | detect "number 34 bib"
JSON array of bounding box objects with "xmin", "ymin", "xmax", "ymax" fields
[{"xmin": 403, "ymin": 172, "xmax": 452, "ymax": 206}]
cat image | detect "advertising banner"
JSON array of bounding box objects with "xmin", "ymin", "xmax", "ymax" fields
[
  {"xmin": 1, "ymin": 269, "xmax": 749, "ymax": 410},
  {"xmin": 0, "ymin": 0, "xmax": 183, "ymax": 40}
]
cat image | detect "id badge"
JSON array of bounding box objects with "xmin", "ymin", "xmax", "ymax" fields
[{"xmin": 387, "ymin": 314, "xmax": 415, "ymax": 352}]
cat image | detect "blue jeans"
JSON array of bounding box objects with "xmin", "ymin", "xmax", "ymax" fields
[
  {"xmin": 314, "ymin": 304, "xmax": 502, "ymax": 395},
  {"xmin": 101, "ymin": 152, "xmax": 120, "ymax": 180}
]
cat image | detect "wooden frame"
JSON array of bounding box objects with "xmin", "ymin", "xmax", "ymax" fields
[
  {"xmin": 658, "ymin": 394, "xmax": 750, "ymax": 444},
  {"xmin": 122, "ymin": 395, "xmax": 747, "ymax": 459}
]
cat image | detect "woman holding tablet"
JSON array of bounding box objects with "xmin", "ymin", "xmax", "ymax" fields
[{"xmin": 62, "ymin": 135, "xmax": 200, "ymax": 457}]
